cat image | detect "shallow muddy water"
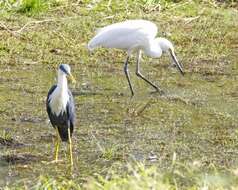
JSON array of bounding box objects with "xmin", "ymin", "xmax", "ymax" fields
[{"xmin": 0, "ymin": 61, "xmax": 238, "ymax": 186}]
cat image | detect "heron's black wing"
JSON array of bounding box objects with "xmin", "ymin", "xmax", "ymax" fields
[
  {"xmin": 66, "ymin": 89, "xmax": 75, "ymax": 135},
  {"xmin": 46, "ymin": 85, "xmax": 57, "ymax": 128},
  {"xmin": 46, "ymin": 85, "xmax": 75, "ymax": 141},
  {"xmin": 47, "ymin": 85, "xmax": 57, "ymax": 100}
]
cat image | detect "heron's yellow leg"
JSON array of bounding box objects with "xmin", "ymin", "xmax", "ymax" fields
[
  {"xmin": 54, "ymin": 130, "xmax": 60, "ymax": 162},
  {"xmin": 68, "ymin": 127, "xmax": 73, "ymax": 166}
]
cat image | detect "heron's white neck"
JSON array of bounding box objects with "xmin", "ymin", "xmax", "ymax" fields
[
  {"xmin": 49, "ymin": 72, "xmax": 69, "ymax": 116},
  {"xmin": 144, "ymin": 39, "xmax": 162, "ymax": 58},
  {"xmin": 57, "ymin": 72, "xmax": 68, "ymax": 92}
]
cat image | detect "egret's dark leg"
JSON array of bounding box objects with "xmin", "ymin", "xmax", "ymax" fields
[
  {"xmin": 68, "ymin": 127, "xmax": 73, "ymax": 166},
  {"xmin": 54, "ymin": 130, "xmax": 60, "ymax": 162},
  {"xmin": 135, "ymin": 50, "xmax": 164, "ymax": 95},
  {"xmin": 124, "ymin": 56, "xmax": 134, "ymax": 96}
]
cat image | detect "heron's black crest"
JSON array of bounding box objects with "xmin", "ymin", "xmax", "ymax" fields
[
  {"xmin": 46, "ymin": 85, "xmax": 75, "ymax": 142},
  {"xmin": 59, "ymin": 64, "xmax": 70, "ymax": 75}
]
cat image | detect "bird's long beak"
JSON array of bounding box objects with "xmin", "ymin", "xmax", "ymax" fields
[
  {"xmin": 169, "ymin": 49, "xmax": 184, "ymax": 75},
  {"xmin": 68, "ymin": 74, "xmax": 76, "ymax": 84}
]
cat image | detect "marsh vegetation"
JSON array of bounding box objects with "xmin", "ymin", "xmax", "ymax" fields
[{"xmin": 0, "ymin": 0, "xmax": 238, "ymax": 189}]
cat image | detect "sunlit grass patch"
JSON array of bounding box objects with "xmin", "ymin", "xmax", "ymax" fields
[
  {"xmin": 86, "ymin": 163, "xmax": 171, "ymax": 190},
  {"xmin": 0, "ymin": 129, "xmax": 24, "ymax": 147},
  {"xmin": 35, "ymin": 176, "xmax": 81, "ymax": 189},
  {"xmin": 0, "ymin": 129, "xmax": 14, "ymax": 147},
  {"xmin": 0, "ymin": 0, "xmax": 49, "ymax": 14},
  {"xmin": 24, "ymin": 162, "xmax": 238, "ymax": 189},
  {"xmin": 0, "ymin": 0, "xmax": 238, "ymax": 189},
  {"xmin": 99, "ymin": 145, "xmax": 122, "ymax": 161},
  {"xmin": 0, "ymin": 129, "xmax": 12, "ymax": 142},
  {"xmin": 17, "ymin": 0, "xmax": 48, "ymax": 15},
  {"xmin": 0, "ymin": 0, "xmax": 67, "ymax": 15}
]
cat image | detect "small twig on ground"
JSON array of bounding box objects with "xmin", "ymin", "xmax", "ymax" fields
[
  {"xmin": 107, "ymin": 0, "xmax": 112, "ymax": 10},
  {"xmin": 0, "ymin": 22, "xmax": 18, "ymax": 37},
  {"xmin": 15, "ymin": 19, "xmax": 56, "ymax": 34},
  {"xmin": 146, "ymin": 4, "xmax": 161, "ymax": 13},
  {"xmin": 184, "ymin": 16, "xmax": 200, "ymax": 25},
  {"xmin": 0, "ymin": 17, "xmax": 78, "ymax": 40},
  {"xmin": 135, "ymin": 100, "xmax": 152, "ymax": 116},
  {"xmin": 1, "ymin": 16, "xmax": 79, "ymax": 34},
  {"xmin": 169, "ymin": 0, "xmax": 192, "ymax": 10},
  {"xmin": 101, "ymin": 15, "xmax": 115, "ymax": 21}
]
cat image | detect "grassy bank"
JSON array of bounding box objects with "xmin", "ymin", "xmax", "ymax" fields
[{"xmin": 1, "ymin": 0, "xmax": 238, "ymax": 189}]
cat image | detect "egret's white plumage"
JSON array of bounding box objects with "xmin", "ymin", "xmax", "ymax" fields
[
  {"xmin": 88, "ymin": 20, "xmax": 158, "ymax": 53},
  {"xmin": 88, "ymin": 19, "xmax": 184, "ymax": 96}
]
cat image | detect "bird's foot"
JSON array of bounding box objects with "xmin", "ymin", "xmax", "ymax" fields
[
  {"xmin": 152, "ymin": 88, "xmax": 165, "ymax": 96},
  {"xmin": 159, "ymin": 89, "xmax": 165, "ymax": 96}
]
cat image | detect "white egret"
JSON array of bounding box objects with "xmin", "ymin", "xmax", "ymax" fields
[
  {"xmin": 46, "ymin": 64, "xmax": 76, "ymax": 166},
  {"xmin": 88, "ymin": 19, "xmax": 184, "ymax": 96}
]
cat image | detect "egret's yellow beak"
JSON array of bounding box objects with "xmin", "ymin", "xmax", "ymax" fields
[{"xmin": 68, "ymin": 74, "xmax": 76, "ymax": 84}]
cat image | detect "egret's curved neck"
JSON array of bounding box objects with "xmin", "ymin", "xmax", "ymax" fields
[
  {"xmin": 144, "ymin": 39, "xmax": 162, "ymax": 58},
  {"xmin": 57, "ymin": 71, "xmax": 68, "ymax": 91}
]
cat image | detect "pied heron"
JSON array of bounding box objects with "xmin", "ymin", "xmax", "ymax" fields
[
  {"xmin": 88, "ymin": 19, "xmax": 184, "ymax": 96},
  {"xmin": 46, "ymin": 64, "xmax": 76, "ymax": 166}
]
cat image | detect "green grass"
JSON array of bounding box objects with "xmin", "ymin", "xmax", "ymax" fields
[
  {"xmin": 0, "ymin": 0, "xmax": 238, "ymax": 189},
  {"xmin": 0, "ymin": 0, "xmax": 67, "ymax": 15},
  {"xmin": 0, "ymin": 129, "xmax": 12, "ymax": 142},
  {"xmin": 0, "ymin": 0, "xmax": 48, "ymax": 15},
  {"xmin": 17, "ymin": 0, "xmax": 48, "ymax": 15},
  {"xmin": 15, "ymin": 162, "xmax": 238, "ymax": 189}
]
